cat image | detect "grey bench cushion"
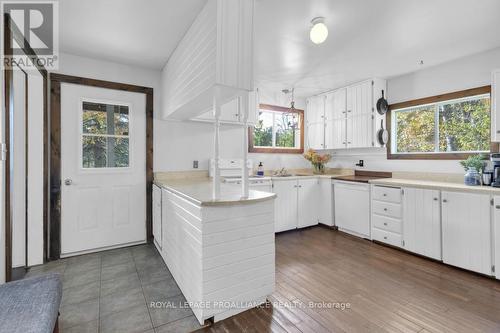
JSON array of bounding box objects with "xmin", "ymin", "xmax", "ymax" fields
[{"xmin": 0, "ymin": 273, "xmax": 62, "ymax": 333}]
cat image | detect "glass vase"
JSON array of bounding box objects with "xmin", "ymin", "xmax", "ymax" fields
[{"xmin": 313, "ymin": 163, "xmax": 325, "ymax": 174}]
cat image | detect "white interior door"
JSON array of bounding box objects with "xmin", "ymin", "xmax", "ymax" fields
[{"xmin": 61, "ymin": 83, "xmax": 146, "ymax": 256}]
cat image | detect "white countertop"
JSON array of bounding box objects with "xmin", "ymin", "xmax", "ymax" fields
[
  {"xmin": 369, "ymin": 178, "xmax": 500, "ymax": 194},
  {"xmin": 154, "ymin": 178, "xmax": 276, "ymax": 206}
]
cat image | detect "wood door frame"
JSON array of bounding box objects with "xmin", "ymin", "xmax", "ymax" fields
[
  {"xmin": 3, "ymin": 13, "xmax": 49, "ymax": 282},
  {"xmin": 49, "ymin": 73, "xmax": 153, "ymax": 260}
]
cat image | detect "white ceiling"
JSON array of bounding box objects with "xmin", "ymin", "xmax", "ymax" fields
[
  {"xmin": 255, "ymin": 0, "xmax": 500, "ymax": 97},
  {"xmin": 59, "ymin": 0, "xmax": 500, "ymax": 97},
  {"xmin": 59, "ymin": 0, "xmax": 206, "ymax": 69}
]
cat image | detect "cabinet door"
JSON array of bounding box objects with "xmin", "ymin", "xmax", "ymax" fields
[
  {"xmin": 325, "ymin": 118, "xmax": 346, "ymax": 149},
  {"xmin": 306, "ymin": 95, "xmax": 325, "ymax": 124},
  {"xmin": 298, "ymin": 178, "xmax": 319, "ymax": 228},
  {"xmin": 219, "ymin": 97, "xmax": 240, "ymax": 122},
  {"xmin": 273, "ymin": 180, "xmax": 298, "ymax": 232},
  {"xmin": 152, "ymin": 185, "xmax": 162, "ymax": 250},
  {"xmin": 334, "ymin": 182, "xmax": 370, "ymax": 237},
  {"xmin": 493, "ymin": 196, "xmax": 500, "ymax": 280},
  {"xmin": 402, "ymin": 187, "xmax": 441, "ymax": 260},
  {"xmin": 347, "ymin": 81, "xmax": 372, "ymax": 116},
  {"xmin": 492, "ymin": 71, "xmax": 500, "ymax": 142},
  {"xmin": 442, "ymin": 191, "xmax": 491, "ymax": 275},
  {"xmin": 318, "ymin": 179, "xmax": 333, "ymax": 226},
  {"xmin": 346, "ymin": 114, "xmax": 372, "ymax": 148},
  {"xmin": 307, "ymin": 122, "xmax": 325, "ymax": 149}
]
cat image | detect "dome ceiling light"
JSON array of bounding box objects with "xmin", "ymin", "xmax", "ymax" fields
[{"xmin": 310, "ymin": 17, "xmax": 328, "ymax": 44}]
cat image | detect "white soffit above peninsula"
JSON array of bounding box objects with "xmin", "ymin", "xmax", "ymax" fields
[
  {"xmin": 255, "ymin": 0, "xmax": 500, "ymax": 97},
  {"xmin": 59, "ymin": 0, "xmax": 207, "ymax": 69}
]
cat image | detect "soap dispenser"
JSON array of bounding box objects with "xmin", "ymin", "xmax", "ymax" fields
[{"xmin": 257, "ymin": 162, "xmax": 264, "ymax": 176}]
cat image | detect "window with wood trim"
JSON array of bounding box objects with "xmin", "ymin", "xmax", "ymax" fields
[
  {"xmin": 248, "ymin": 104, "xmax": 304, "ymax": 154},
  {"xmin": 387, "ymin": 86, "xmax": 496, "ymax": 160}
]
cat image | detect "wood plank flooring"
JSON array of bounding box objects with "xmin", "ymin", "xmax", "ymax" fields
[{"xmin": 196, "ymin": 226, "xmax": 500, "ymax": 333}]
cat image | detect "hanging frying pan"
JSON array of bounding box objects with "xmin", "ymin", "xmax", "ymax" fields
[
  {"xmin": 377, "ymin": 119, "xmax": 389, "ymax": 146},
  {"xmin": 376, "ymin": 90, "xmax": 388, "ymax": 115}
]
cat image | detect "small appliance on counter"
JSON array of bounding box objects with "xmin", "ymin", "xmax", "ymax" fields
[
  {"xmin": 482, "ymin": 170, "xmax": 493, "ymax": 186},
  {"xmin": 490, "ymin": 153, "xmax": 500, "ymax": 187}
]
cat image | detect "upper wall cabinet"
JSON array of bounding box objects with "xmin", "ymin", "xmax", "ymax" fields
[
  {"xmin": 161, "ymin": 0, "xmax": 254, "ymax": 120},
  {"xmin": 492, "ymin": 70, "xmax": 500, "ymax": 142},
  {"xmin": 306, "ymin": 78, "xmax": 386, "ymax": 150}
]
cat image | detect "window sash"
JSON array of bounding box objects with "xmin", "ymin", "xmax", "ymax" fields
[{"xmin": 391, "ymin": 93, "xmax": 490, "ymax": 155}]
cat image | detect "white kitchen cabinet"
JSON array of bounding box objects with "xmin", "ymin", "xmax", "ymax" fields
[
  {"xmin": 306, "ymin": 95, "xmax": 325, "ymax": 149},
  {"xmin": 192, "ymin": 90, "xmax": 258, "ymax": 125},
  {"xmin": 334, "ymin": 181, "xmax": 370, "ymax": 237},
  {"xmin": 493, "ymin": 196, "xmax": 500, "ymax": 279},
  {"xmin": 402, "ymin": 187, "xmax": 441, "ymax": 260},
  {"xmin": 161, "ymin": 0, "xmax": 254, "ymax": 120},
  {"xmin": 441, "ymin": 191, "xmax": 492, "ymax": 275},
  {"xmin": 318, "ymin": 179, "xmax": 333, "ymax": 226},
  {"xmin": 492, "ymin": 70, "xmax": 500, "ymax": 142},
  {"xmin": 371, "ymin": 185, "xmax": 403, "ymax": 247},
  {"xmin": 273, "ymin": 180, "xmax": 298, "ymax": 232},
  {"xmin": 297, "ymin": 178, "xmax": 319, "ymax": 228},
  {"xmin": 152, "ymin": 184, "xmax": 162, "ymax": 250},
  {"xmin": 273, "ymin": 178, "xmax": 319, "ymax": 232},
  {"xmin": 307, "ymin": 79, "xmax": 385, "ymax": 150}
]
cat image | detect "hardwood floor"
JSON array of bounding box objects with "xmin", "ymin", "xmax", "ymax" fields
[{"xmin": 196, "ymin": 226, "xmax": 500, "ymax": 333}]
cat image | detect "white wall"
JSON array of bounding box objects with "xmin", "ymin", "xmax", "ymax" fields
[{"xmin": 326, "ymin": 47, "xmax": 500, "ymax": 174}]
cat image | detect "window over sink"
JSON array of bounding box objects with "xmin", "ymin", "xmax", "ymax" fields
[
  {"xmin": 388, "ymin": 86, "xmax": 497, "ymax": 159},
  {"xmin": 248, "ymin": 104, "xmax": 304, "ymax": 154}
]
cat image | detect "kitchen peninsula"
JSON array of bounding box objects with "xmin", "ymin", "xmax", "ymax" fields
[{"xmin": 152, "ymin": 176, "xmax": 276, "ymax": 325}]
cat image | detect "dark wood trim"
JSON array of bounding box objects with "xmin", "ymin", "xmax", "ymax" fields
[
  {"xmin": 387, "ymin": 86, "xmax": 493, "ymax": 160},
  {"xmin": 354, "ymin": 170, "xmax": 392, "ymax": 178},
  {"xmin": 248, "ymin": 104, "xmax": 304, "ymax": 154},
  {"xmin": 49, "ymin": 74, "xmax": 154, "ymax": 260},
  {"xmin": 4, "ymin": 13, "xmax": 13, "ymax": 282}
]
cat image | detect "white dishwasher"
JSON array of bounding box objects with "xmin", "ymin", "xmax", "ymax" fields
[{"xmin": 333, "ymin": 181, "xmax": 370, "ymax": 238}]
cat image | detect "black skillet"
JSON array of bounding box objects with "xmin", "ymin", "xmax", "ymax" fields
[{"xmin": 376, "ymin": 90, "xmax": 388, "ymax": 115}]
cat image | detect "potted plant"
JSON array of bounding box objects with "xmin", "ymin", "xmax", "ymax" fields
[
  {"xmin": 460, "ymin": 154, "xmax": 485, "ymax": 186},
  {"xmin": 303, "ymin": 149, "xmax": 332, "ymax": 174}
]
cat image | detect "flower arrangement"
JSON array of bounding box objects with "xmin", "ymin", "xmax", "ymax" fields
[{"xmin": 303, "ymin": 149, "xmax": 332, "ymax": 174}]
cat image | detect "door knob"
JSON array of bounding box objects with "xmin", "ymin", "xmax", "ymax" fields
[{"xmin": 64, "ymin": 178, "xmax": 73, "ymax": 186}]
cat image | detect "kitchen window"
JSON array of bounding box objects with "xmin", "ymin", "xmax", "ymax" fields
[
  {"xmin": 81, "ymin": 101, "xmax": 130, "ymax": 168},
  {"xmin": 388, "ymin": 86, "xmax": 496, "ymax": 159},
  {"xmin": 248, "ymin": 104, "xmax": 304, "ymax": 154}
]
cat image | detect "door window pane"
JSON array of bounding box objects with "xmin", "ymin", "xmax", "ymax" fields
[
  {"xmin": 81, "ymin": 101, "xmax": 130, "ymax": 168},
  {"xmin": 82, "ymin": 136, "xmax": 107, "ymax": 168}
]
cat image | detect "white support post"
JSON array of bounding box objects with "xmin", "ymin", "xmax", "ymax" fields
[
  {"xmin": 212, "ymin": 88, "xmax": 221, "ymax": 200},
  {"xmin": 241, "ymin": 92, "xmax": 250, "ymax": 198}
]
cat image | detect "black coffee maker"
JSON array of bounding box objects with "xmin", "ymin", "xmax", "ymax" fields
[{"xmin": 491, "ymin": 153, "xmax": 500, "ymax": 187}]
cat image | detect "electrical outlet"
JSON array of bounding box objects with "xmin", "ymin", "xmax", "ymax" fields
[{"xmin": 193, "ymin": 160, "xmax": 199, "ymax": 169}]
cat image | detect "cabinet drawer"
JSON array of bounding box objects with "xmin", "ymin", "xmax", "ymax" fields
[
  {"xmin": 372, "ymin": 200, "xmax": 401, "ymax": 219},
  {"xmin": 372, "ymin": 186, "xmax": 401, "ymax": 203},
  {"xmin": 372, "ymin": 228, "xmax": 402, "ymax": 248},
  {"xmin": 372, "ymin": 214, "xmax": 401, "ymax": 234}
]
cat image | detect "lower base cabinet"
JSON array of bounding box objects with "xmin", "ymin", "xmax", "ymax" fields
[
  {"xmin": 273, "ymin": 178, "xmax": 319, "ymax": 232},
  {"xmin": 402, "ymin": 187, "xmax": 441, "ymax": 260},
  {"xmin": 152, "ymin": 184, "xmax": 162, "ymax": 250},
  {"xmin": 494, "ymin": 196, "xmax": 500, "ymax": 280},
  {"xmin": 334, "ymin": 181, "xmax": 370, "ymax": 237},
  {"xmin": 441, "ymin": 191, "xmax": 492, "ymax": 275}
]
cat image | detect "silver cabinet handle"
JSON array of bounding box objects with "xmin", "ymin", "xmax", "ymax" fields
[
  {"xmin": 347, "ymin": 110, "xmax": 352, "ymax": 113},
  {"xmin": 433, "ymin": 197, "xmax": 438, "ymax": 201},
  {"xmin": 383, "ymin": 193, "xmax": 387, "ymax": 196},
  {"xmin": 443, "ymin": 199, "xmax": 447, "ymax": 203},
  {"xmin": 64, "ymin": 178, "xmax": 73, "ymax": 186},
  {"xmin": 383, "ymin": 222, "xmax": 388, "ymax": 226},
  {"xmin": 383, "ymin": 236, "xmax": 388, "ymax": 240},
  {"xmin": 496, "ymin": 205, "xmax": 500, "ymax": 209},
  {"xmin": 383, "ymin": 208, "xmax": 388, "ymax": 211}
]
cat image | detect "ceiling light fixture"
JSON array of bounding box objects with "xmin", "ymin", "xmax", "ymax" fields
[{"xmin": 310, "ymin": 17, "xmax": 328, "ymax": 44}]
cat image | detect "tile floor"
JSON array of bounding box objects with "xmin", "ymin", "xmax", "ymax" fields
[{"xmin": 26, "ymin": 244, "xmax": 204, "ymax": 333}]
